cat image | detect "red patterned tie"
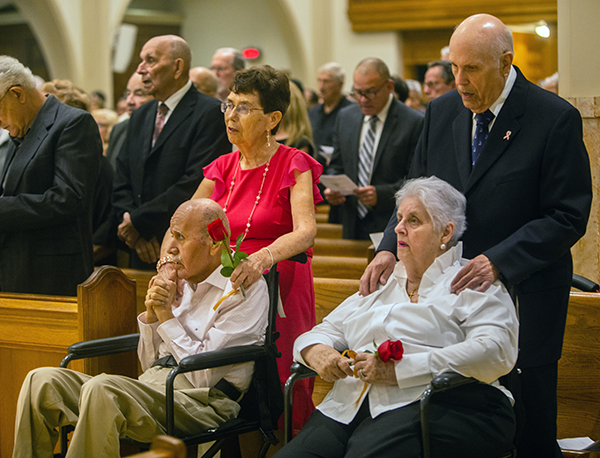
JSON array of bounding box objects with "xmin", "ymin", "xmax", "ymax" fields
[{"xmin": 152, "ymin": 103, "xmax": 169, "ymax": 148}]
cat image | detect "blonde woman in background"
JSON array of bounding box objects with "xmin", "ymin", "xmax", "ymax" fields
[
  {"xmin": 275, "ymin": 81, "xmax": 315, "ymax": 156},
  {"xmin": 91, "ymin": 108, "xmax": 119, "ymax": 154}
]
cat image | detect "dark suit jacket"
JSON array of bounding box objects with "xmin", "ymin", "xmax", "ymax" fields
[
  {"xmin": 105, "ymin": 118, "xmax": 128, "ymax": 171},
  {"xmin": 327, "ymin": 97, "xmax": 424, "ymax": 239},
  {"xmin": 0, "ymin": 95, "xmax": 102, "ymax": 295},
  {"xmin": 379, "ymin": 67, "xmax": 592, "ymax": 367},
  {"xmin": 112, "ymin": 84, "xmax": 230, "ymax": 266}
]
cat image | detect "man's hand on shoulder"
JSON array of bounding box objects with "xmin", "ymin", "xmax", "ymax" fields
[
  {"xmin": 450, "ymin": 254, "xmax": 499, "ymax": 294},
  {"xmin": 359, "ymin": 250, "xmax": 396, "ymax": 296}
]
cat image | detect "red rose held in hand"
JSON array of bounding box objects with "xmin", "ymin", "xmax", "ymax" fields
[
  {"xmin": 207, "ymin": 218, "xmax": 229, "ymax": 242},
  {"xmin": 377, "ymin": 340, "xmax": 404, "ymax": 362}
]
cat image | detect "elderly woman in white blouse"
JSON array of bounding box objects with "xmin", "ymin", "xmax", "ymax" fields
[{"xmin": 276, "ymin": 176, "xmax": 519, "ymax": 458}]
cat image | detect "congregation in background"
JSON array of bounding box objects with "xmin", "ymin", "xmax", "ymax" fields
[{"xmin": 0, "ymin": 11, "xmax": 592, "ymax": 458}]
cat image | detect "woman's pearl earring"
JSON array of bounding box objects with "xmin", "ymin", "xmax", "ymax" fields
[
  {"xmin": 266, "ymin": 130, "xmax": 271, "ymax": 148},
  {"xmin": 440, "ymin": 243, "xmax": 446, "ymax": 250}
]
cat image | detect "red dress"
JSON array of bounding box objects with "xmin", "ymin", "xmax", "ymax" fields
[{"xmin": 204, "ymin": 144, "xmax": 323, "ymax": 432}]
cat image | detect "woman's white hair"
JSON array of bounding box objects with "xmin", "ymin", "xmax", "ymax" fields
[
  {"xmin": 0, "ymin": 55, "xmax": 36, "ymax": 93},
  {"xmin": 395, "ymin": 176, "xmax": 467, "ymax": 247}
]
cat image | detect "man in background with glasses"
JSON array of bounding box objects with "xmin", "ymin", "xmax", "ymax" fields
[
  {"xmin": 423, "ymin": 60, "xmax": 455, "ymax": 102},
  {"xmin": 211, "ymin": 47, "xmax": 245, "ymax": 101},
  {"xmin": 323, "ymin": 58, "xmax": 424, "ymax": 240},
  {"xmin": 0, "ymin": 55, "xmax": 101, "ymax": 296}
]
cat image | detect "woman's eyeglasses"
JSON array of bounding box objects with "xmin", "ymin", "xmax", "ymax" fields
[{"xmin": 221, "ymin": 101, "xmax": 264, "ymax": 116}]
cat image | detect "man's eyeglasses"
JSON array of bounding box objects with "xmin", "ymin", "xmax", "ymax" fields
[
  {"xmin": 350, "ymin": 80, "xmax": 388, "ymax": 100},
  {"xmin": 221, "ymin": 101, "xmax": 264, "ymax": 117}
]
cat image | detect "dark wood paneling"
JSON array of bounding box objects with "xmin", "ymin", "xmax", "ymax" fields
[{"xmin": 348, "ymin": 0, "xmax": 557, "ymax": 32}]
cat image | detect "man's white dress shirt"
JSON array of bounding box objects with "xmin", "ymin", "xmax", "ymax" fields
[
  {"xmin": 294, "ymin": 243, "xmax": 518, "ymax": 424},
  {"xmin": 138, "ymin": 266, "xmax": 269, "ymax": 393}
]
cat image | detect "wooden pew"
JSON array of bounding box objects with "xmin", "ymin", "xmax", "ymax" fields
[
  {"xmin": 0, "ymin": 266, "xmax": 138, "ymax": 458},
  {"xmin": 557, "ymin": 291, "xmax": 600, "ymax": 454},
  {"xmin": 121, "ymin": 268, "xmax": 156, "ymax": 316},
  {"xmin": 312, "ymin": 277, "xmax": 360, "ymax": 405},
  {"xmin": 313, "ymin": 238, "xmax": 372, "ymax": 258},
  {"xmin": 312, "ymin": 255, "xmax": 367, "ymax": 280},
  {"xmin": 316, "ymin": 213, "xmax": 329, "ymax": 224},
  {"xmin": 316, "ymin": 223, "xmax": 343, "ymax": 239},
  {"xmin": 315, "ymin": 205, "xmax": 331, "ymax": 223},
  {"xmin": 316, "ymin": 204, "xmax": 330, "ymax": 215}
]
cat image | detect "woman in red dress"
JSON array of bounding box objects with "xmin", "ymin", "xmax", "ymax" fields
[{"xmin": 193, "ymin": 65, "xmax": 323, "ymax": 436}]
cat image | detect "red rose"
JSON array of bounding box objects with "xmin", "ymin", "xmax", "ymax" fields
[
  {"xmin": 207, "ymin": 218, "xmax": 229, "ymax": 242},
  {"xmin": 377, "ymin": 340, "xmax": 404, "ymax": 363}
]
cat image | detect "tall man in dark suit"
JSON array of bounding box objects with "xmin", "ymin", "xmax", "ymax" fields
[
  {"xmin": 324, "ymin": 58, "xmax": 423, "ymax": 240},
  {"xmin": 0, "ymin": 55, "xmax": 101, "ymax": 296},
  {"xmin": 113, "ymin": 35, "xmax": 230, "ymax": 269},
  {"xmin": 360, "ymin": 15, "xmax": 592, "ymax": 458}
]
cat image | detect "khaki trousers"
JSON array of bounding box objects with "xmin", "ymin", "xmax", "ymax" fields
[{"xmin": 13, "ymin": 366, "xmax": 240, "ymax": 458}]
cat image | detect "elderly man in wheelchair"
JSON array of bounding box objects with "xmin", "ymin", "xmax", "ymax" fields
[
  {"xmin": 12, "ymin": 199, "xmax": 269, "ymax": 458},
  {"xmin": 276, "ymin": 177, "xmax": 519, "ymax": 458}
]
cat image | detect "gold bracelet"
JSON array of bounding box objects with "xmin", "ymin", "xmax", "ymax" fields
[{"xmin": 262, "ymin": 247, "xmax": 274, "ymax": 270}]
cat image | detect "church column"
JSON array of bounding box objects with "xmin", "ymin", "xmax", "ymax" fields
[{"xmin": 558, "ymin": 0, "xmax": 600, "ymax": 283}]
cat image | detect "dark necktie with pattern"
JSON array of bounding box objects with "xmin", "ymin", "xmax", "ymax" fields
[
  {"xmin": 472, "ymin": 109, "xmax": 494, "ymax": 167},
  {"xmin": 357, "ymin": 115, "xmax": 379, "ymax": 218},
  {"xmin": 152, "ymin": 103, "xmax": 169, "ymax": 148}
]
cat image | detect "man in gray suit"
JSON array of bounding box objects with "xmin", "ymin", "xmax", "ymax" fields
[
  {"xmin": 324, "ymin": 58, "xmax": 424, "ymax": 240},
  {"xmin": 0, "ymin": 55, "xmax": 101, "ymax": 295}
]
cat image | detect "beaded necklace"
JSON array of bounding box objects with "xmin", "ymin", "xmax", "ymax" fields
[{"xmin": 223, "ymin": 154, "xmax": 271, "ymax": 242}]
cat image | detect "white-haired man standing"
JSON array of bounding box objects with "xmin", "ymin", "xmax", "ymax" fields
[
  {"xmin": 210, "ymin": 47, "xmax": 245, "ymax": 101},
  {"xmin": 0, "ymin": 55, "xmax": 101, "ymax": 296}
]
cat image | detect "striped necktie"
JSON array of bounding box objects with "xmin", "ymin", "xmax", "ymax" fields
[
  {"xmin": 357, "ymin": 115, "xmax": 378, "ymax": 218},
  {"xmin": 152, "ymin": 103, "xmax": 169, "ymax": 148},
  {"xmin": 471, "ymin": 110, "xmax": 494, "ymax": 167}
]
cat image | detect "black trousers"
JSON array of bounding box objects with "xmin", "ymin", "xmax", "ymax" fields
[
  {"xmin": 275, "ymin": 383, "xmax": 515, "ymax": 458},
  {"xmin": 511, "ymin": 363, "xmax": 563, "ymax": 458}
]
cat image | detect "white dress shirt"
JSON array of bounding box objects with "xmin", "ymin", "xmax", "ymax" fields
[
  {"xmin": 161, "ymin": 79, "xmax": 193, "ymax": 125},
  {"xmin": 294, "ymin": 243, "xmax": 518, "ymax": 424},
  {"xmin": 470, "ymin": 65, "xmax": 517, "ymax": 141},
  {"xmin": 138, "ymin": 266, "xmax": 269, "ymax": 392}
]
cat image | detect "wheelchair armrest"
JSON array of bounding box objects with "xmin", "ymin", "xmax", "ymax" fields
[
  {"xmin": 572, "ymin": 273, "xmax": 600, "ymax": 292},
  {"xmin": 430, "ymin": 371, "xmax": 477, "ymax": 391},
  {"xmin": 290, "ymin": 361, "xmax": 318, "ymax": 379},
  {"xmin": 176, "ymin": 345, "xmax": 267, "ymax": 373},
  {"xmin": 164, "ymin": 344, "xmax": 268, "ymax": 435},
  {"xmin": 60, "ymin": 333, "xmax": 140, "ymax": 368},
  {"xmin": 284, "ymin": 362, "xmax": 318, "ymax": 443}
]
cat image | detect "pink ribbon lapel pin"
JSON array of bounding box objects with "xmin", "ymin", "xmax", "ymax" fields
[{"xmin": 503, "ymin": 130, "xmax": 512, "ymax": 141}]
